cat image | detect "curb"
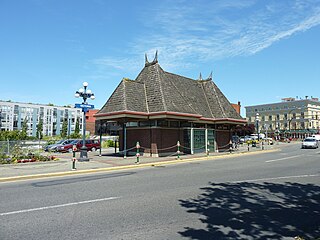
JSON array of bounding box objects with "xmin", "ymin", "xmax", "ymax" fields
[{"xmin": 0, "ymin": 148, "xmax": 279, "ymax": 183}]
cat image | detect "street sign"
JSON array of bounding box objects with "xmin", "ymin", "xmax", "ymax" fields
[{"xmin": 75, "ymin": 103, "xmax": 94, "ymax": 109}]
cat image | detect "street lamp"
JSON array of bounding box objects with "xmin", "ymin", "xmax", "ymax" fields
[
  {"xmin": 255, "ymin": 113, "xmax": 260, "ymax": 141},
  {"xmin": 75, "ymin": 82, "xmax": 95, "ymax": 161}
]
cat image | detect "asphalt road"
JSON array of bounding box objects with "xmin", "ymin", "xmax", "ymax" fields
[{"xmin": 1, "ymin": 143, "xmax": 319, "ymax": 240}]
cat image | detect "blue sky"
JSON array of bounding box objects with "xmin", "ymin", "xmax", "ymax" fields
[{"xmin": 1, "ymin": 0, "xmax": 319, "ymax": 117}]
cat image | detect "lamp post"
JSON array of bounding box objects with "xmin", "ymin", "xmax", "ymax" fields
[
  {"xmin": 255, "ymin": 113, "xmax": 260, "ymax": 141},
  {"xmin": 75, "ymin": 82, "xmax": 95, "ymax": 161}
]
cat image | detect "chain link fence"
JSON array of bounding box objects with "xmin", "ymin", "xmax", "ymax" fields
[{"xmin": 0, "ymin": 140, "xmax": 47, "ymax": 156}]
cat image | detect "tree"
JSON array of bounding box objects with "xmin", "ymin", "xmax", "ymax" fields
[
  {"xmin": 61, "ymin": 119, "xmax": 68, "ymax": 138},
  {"xmin": 20, "ymin": 118, "xmax": 28, "ymax": 140},
  {"xmin": 233, "ymin": 124, "xmax": 255, "ymax": 136},
  {"xmin": 70, "ymin": 118, "xmax": 81, "ymax": 138},
  {"xmin": 0, "ymin": 130, "xmax": 19, "ymax": 141},
  {"xmin": 75, "ymin": 118, "xmax": 80, "ymax": 136},
  {"xmin": 36, "ymin": 118, "xmax": 43, "ymax": 139}
]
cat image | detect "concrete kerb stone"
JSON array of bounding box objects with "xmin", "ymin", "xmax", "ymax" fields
[{"xmin": 0, "ymin": 147, "xmax": 280, "ymax": 183}]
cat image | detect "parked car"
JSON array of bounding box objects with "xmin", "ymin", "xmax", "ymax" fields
[
  {"xmin": 301, "ymin": 137, "xmax": 319, "ymax": 149},
  {"xmin": 239, "ymin": 136, "xmax": 252, "ymax": 144},
  {"xmin": 311, "ymin": 134, "xmax": 320, "ymax": 141},
  {"xmin": 56, "ymin": 139, "xmax": 100, "ymax": 153},
  {"xmin": 44, "ymin": 139, "xmax": 75, "ymax": 152}
]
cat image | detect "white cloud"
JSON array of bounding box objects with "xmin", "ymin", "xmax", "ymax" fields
[{"xmin": 92, "ymin": 0, "xmax": 320, "ymax": 74}]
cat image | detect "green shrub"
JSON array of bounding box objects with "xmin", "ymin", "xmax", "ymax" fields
[
  {"xmin": 107, "ymin": 140, "xmax": 115, "ymax": 147},
  {"xmin": 101, "ymin": 140, "xmax": 117, "ymax": 148}
]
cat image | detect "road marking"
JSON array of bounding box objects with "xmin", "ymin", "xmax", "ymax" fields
[
  {"xmin": 265, "ymin": 155, "xmax": 304, "ymax": 163},
  {"xmin": 0, "ymin": 197, "xmax": 119, "ymax": 216},
  {"xmin": 233, "ymin": 174, "xmax": 319, "ymax": 183}
]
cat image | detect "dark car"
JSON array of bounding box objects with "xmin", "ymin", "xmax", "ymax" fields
[
  {"xmin": 44, "ymin": 139, "xmax": 75, "ymax": 152},
  {"xmin": 56, "ymin": 139, "xmax": 100, "ymax": 153}
]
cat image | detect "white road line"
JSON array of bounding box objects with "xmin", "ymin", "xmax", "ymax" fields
[
  {"xmin": 265, "ymin": 155, "xmax": 303, "ymax": 163},
  {"xmin": 0, "ymin": 197, "xmax": 120, "ymax": 216},
  {"xmin": 233, "ymin": 174, "xmax": 319, "ymax": 183}
]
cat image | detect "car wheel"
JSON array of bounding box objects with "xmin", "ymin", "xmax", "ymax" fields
[
  {"xmin": 91, "ymin": 147, "xmax": 96, "ymax": 152},
  {"xmin": 68, "ymin": 148, "xmax": 73, "ymax": 153}
]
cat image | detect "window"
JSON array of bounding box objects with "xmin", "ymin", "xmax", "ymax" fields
[
  {"xmin": 139, "ymin": 121, "xmax": 150, "ymax": 127},
  {"xmin": 126, "ymin": 122, "xmax": 138, "ymax": 127},
  {"xmin": 157, "ymin": 120, "xmax": 168, "ymax": 127},
  {"xmin": 169, "ymin": 121, "xmax": 179, "ymax": 128}
]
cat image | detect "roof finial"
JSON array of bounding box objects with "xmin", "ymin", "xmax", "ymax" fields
[
  {"xmin": 153, "ymin": 50, "xmax": 158, "ymax": 63},
  {"xmin": 207, "ymin": 71, "xmax": 213, "ymax": 80},
  {"xmin": 145, "ymin": 50, "xmax": 158, "ymax": 66},
  {"xmin": 199, "ymin": 72, "xmax": 203, "ymax": 80}
]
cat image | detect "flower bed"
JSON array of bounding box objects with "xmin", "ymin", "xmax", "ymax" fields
[{"xmin": 0, "ymin": 155, "xmax": 57, "ymax": 164}]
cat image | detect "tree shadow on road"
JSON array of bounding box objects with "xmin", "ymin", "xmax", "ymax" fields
[{"xmin": 179, "ymin": 181, "xmax": 320, "ymax": 240}]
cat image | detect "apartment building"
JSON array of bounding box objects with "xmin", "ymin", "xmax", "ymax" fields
[
  {"xmin": 0, "ymin": 100, "xmax": 84, "ymax": 137},
  {"xmin": 245, "ymin": 97, "xmax": 320, "ymax": 139}
]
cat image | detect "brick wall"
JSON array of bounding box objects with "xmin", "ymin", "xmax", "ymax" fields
[
  {"xmin": 85, "ymin": 110, "xmax": 98, "ymax": 135},
  {"xmin": 119, "ymin": 127, "xmax": 183, "ymax": 156},
  {"xmin": 216, "ymin": 130, "xmax": 231, "ymax": 150},
  {"xmin": 119, "ymin": 127, "xmax": 232, "ymax": 156}
]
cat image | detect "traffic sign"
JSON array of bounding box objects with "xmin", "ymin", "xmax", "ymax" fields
[{"xmin": 75, "ymin": 103, "xmax": 94, "ymax": 109}]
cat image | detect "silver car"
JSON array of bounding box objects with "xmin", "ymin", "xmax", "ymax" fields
[{"xmin": 301, "ymin": 138, "xmax": 319, "ymax": 149}]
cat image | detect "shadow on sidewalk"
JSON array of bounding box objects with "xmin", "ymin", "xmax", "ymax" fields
[{"xmin": 179, "ymin": 181, "xmax": 320, "ymax": 240}]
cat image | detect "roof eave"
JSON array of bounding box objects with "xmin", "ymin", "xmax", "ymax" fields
[
  {"xmin": 197, "ymin": 117, "xmax": 247, "ymax": 124},
  {"xmin": 95, "ymin": 111, "xmax": 247, "ymax": 124}
]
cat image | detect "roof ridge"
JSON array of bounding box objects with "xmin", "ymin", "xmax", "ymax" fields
[
  {"xmin": 123, "ymin": 78, "xmax": 127, "ymax": 110},
  {"xmin": 164, "ymin": 71, "xmax": 195, "ymax": 82},
  {"xmin": 143, "ymin": 82, "xmax": 149, "ymax": 113},
  {"xmin": 200, "ymin": 81, "xmax": 214, "ymax": 118},
  {"xmin": 156, "ymin": 64, "xmax": 167, "ymax": 111},
  {"xmin": 210, "ymin": 81, "xmax": 227, "ymax": 118}
]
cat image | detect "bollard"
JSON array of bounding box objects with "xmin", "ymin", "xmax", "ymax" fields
[
  {"xmin": 262, "ymin": 141, "xmax": 264, "ymax": 150},
  {"xmin": 72, "ymin": 145, "xmax": 77, "ymax": 170},
  {"xmin": 229, "ymin": 140, "xmax": 232, "ymax": 153},
  {"xmin": 72, "ymin": 157, "xmax": 77, "ymax": 170},
  {"xmin": 136, "ymin": 141, "xmax": 140, "ymax": 164},
  {"xmin": 247, "ymin": 142, "xmax": 250, "ymax": 151},
  {"xmin": 177, "ymin": 141, "xmax": 180, "ymax": 159}
]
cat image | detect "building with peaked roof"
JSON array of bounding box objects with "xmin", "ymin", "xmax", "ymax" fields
[{"xmin": 95, "ymin": 53, "xmax": 246, "ymax": 156}]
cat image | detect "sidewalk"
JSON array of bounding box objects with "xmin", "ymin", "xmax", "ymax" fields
[{"xmin": 0, "ymin": 142, "xmax": 292, "ymax": 182}]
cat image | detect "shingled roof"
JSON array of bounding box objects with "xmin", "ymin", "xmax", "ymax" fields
[{"xmin": 96, "ymin": 55, "xmax": 245, "ymax": 123}]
